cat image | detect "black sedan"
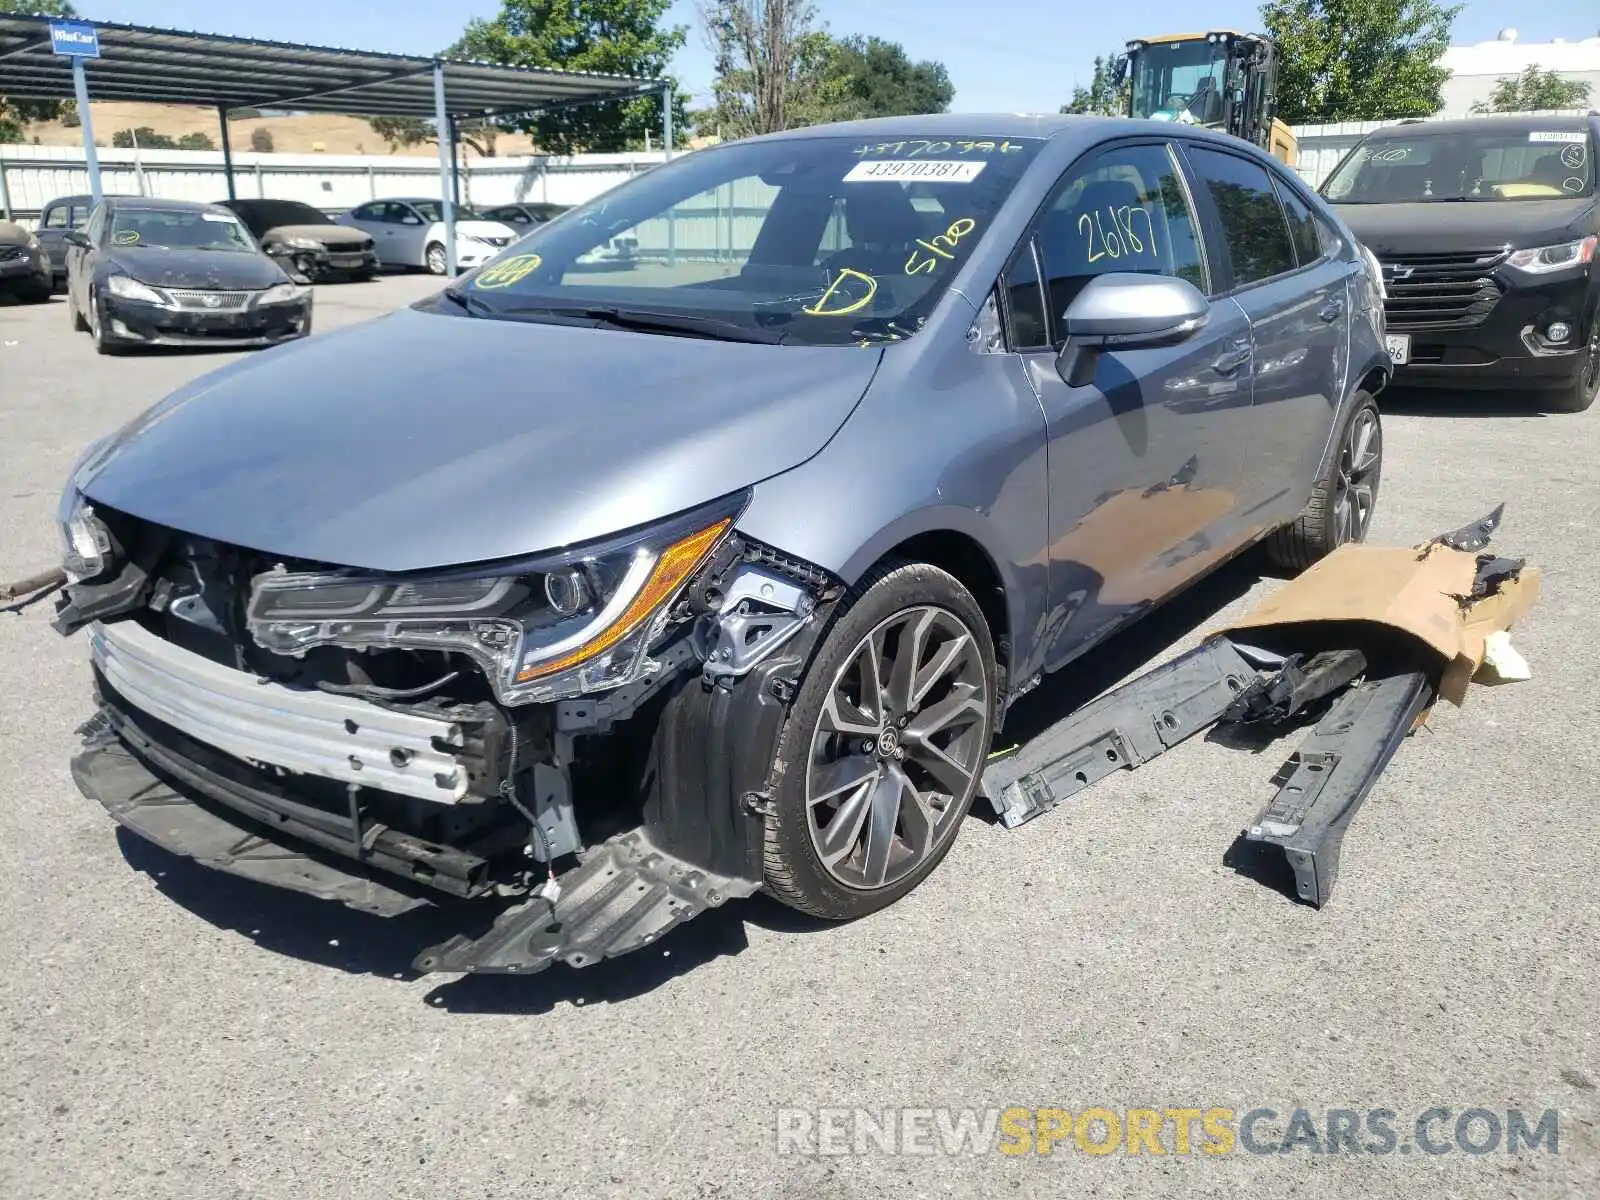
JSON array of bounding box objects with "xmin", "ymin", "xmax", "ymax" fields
[
  {"xmin": 219, "ymin": 198, "xmax": 378, "ymax": 282},
  {"xmin": 62, "ymin": 198, "xmax": 313, "ymax": 354}
]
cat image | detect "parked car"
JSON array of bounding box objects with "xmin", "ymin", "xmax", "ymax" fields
[
  {"xmin": 1322, "ymin": 112, "xmax": 1600, "ymax": 412},
  {"xmin": 54, "ymin": 116, "xmax": 1390, "ymax": 972},
  {"xmin": 335, "ymin": 198, "xmax": 516, "ymax": 274},
  {"xmin": 61, "ymin": 197, "xmax": 312, "ymax": 353},
  {"xmin": 218, "ymin": 198, "xmax": 378, "ymax": 282},
  {"xmin": 481, "ymin": 201, "xmax": 571, "ymax": 230},
  {"xmin": 0, "ymin": 220, "xmax": 52, "ymax": 303},
  {"xmin": 35, "ymin": 193, "xmax": 133, "ymax": 291}
]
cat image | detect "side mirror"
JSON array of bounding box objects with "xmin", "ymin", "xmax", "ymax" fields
[
  {"xmin": 1056, "ymin": 273, "xmax": 1210, "ymax": 388},
  {"xmin": 62, "ymin": 230, "xmax": 92, "ymax": 248}
]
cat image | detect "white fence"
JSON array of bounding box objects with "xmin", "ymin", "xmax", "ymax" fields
[{"xmin": 0, "ymin": 143, "xmax": 671, "ymax": 224}]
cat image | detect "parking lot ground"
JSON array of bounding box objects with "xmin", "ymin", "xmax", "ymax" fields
[{"xmin": 1, "ymin": 276, "xmax": 1597, "ymax": 1199}]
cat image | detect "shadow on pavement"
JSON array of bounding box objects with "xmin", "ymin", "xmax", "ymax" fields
[
  {"xmin": 1379, "ymin": 385, "xmax": 1554, "ymax": 418},
  {"xmin": 116, "ymin": 826, "xmax": 832, "ymax": 1012}
]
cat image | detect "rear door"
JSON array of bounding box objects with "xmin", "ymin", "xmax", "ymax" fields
[
  {"xmin": 1009, "ymin": 139, "xmax": 1258, "ymax": 668},
  {"xmin": 1181, "ymin": 143, "xmax": 1354, "ymax": 536}
]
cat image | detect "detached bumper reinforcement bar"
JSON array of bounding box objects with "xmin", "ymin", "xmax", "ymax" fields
[
  {"xmin": 414, "ymin": 828, "xmax": 762, "ymax": 975},
  {"xmin": 1237, "ymin": 669, "xmax": 1435, "ymax": 908}
]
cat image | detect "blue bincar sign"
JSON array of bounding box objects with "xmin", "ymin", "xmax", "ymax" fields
[{"xmin": 49, "ymin": 21, "xmax": 100, "ymax": 58}]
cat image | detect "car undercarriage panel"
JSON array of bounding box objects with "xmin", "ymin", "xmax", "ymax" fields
[{"xmin": 412, "ymin": 827, "xmax": 761, "ymax": 975}]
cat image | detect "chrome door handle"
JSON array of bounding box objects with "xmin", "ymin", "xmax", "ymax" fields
[
  {"xmin": 1211, "ymin": 340, "xmax": 1252, "ymax": 375},
  {"xmin": 1318, "ymin": 298, "xmax": 1344, "ymax": 322}
]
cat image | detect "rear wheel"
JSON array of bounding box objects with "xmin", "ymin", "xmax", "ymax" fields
[
  {"xmin": 1265, "ymin": 392, "xmax": 1382, "ymax": 573},
  {"xmin": 762, "ymin": 562, "xmax": 996, "ymax": 920},
  {"xmin": 1547, "ymin": 313, "xmax": 1600, "ymax": 414},
  {"xmin": 425, "ymin": 242, "xmax": 447, "ymax": 275}
]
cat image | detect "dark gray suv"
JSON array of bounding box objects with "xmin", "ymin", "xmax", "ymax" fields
[{"xmin": 54, "ymin": 114, "xmax": 1390, "ymax": 974}]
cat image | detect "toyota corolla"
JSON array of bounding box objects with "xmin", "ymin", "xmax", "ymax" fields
[{"xmin": 53, "ymin": 115, "xmax": 1390, "ymax": 974}]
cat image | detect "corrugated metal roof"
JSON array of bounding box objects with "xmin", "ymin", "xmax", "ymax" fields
[{"xmin": 0, "ymin": 13, "xmax": 656, "ymax": 118}]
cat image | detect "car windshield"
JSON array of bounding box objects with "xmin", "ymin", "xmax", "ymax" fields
[
  {"xmin": 411, "ymin": 200, "xmax": 486, "ymax": 222},
  {"xmin": 109, "ymin": 208, "xmax": 257, "ymax": 252},
  {"xmin": 1322, "ymin": 126, "xmax": 1595, "ymax": 203},
  {"xmin": 449, "ymin": 133, "xmax": 1044, "ymax": 346},
  {"xmin": 239, "ymin": 200, "xmax": 333, "ymax": 230}
]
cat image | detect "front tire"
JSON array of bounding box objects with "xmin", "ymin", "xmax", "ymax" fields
[
  {"xmin": 1266, "ymin": 392, "xmax": 1382, "ymax": 574},
  {"xmin": 1547, "ymin": 313, "xmax": 1600, "ymax": 414},
  {"xmin": 762, "ymin": 562, "xmax": 996, "ymax": 920},
  {"xmin": 424, "ymin": 242, "xmax": 447, "ymax": 275}
]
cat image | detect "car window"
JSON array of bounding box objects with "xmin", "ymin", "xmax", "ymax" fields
[
  {"xmin": 1032, "ymin": 141, "xmax": 1207, "ymax": 334},
  {"xmin": 44, "ymin": 205, "xmax": 71, "ymax": 229},
  {"xmin": 108, "ymin": 208, "xmax": 256, "ymax": 253},
  {"xmin": 493, "ymin": 207, "xmax": 533, "ymax": 225},
  {"xmin": 1001, "ymin": 240, "xmax": 1049, "ymax": 350},
  {"xmin": 87, "ymin": 205, "xmax": 107, "ymax": 245},
  {"xmin": 1186, "ymin": 146, "xmax": 1296, "ymax": 288},
  {"xmin": 351, "ymin": 203, "xmax": 384, "ymax": 222},
  {"xmin": 245, "ymin": 200, "xmax": 331, "ymax": 230},
  {"xmin": 458, "ymin": 133, "xmax": 1045, "ymax": 347},
  {"xmin": 1273, "ymin": 178, "xmax": 1323, "ymax": 267},
  {"xmin": 1322, "ymin": 127, "xmax": 1594, "ymax": 202}
]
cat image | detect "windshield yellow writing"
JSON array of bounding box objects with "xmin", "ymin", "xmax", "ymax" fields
[
  {"xmin": 113, "ymin": 229, "xmax": 140, "ymax": 245},
  {"xmin": 905, "ymin": 218, "xmax": 978, "ymax": 275},
  {"xmin": 804, "ymin": 269, "xmax": 878, "ymax": 317},
  {"xmin": 471, "ymin": 253, "xmax": 542, "ymax": 289},
  {"xmin": 1079, "ymin": 206, "xmax": 1156, "ymax": 264}
]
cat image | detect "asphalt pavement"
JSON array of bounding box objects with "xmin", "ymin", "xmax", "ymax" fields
[{"xmin": 1, "ymin": 276, "xmax": 1596, "ymax": 1198}]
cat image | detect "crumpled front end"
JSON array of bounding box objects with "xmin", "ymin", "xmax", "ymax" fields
[{"xmin": 58, "ymin": 496, "xmax": 842, "ymax": 974}]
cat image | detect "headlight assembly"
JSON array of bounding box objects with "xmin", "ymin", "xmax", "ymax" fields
[
  {"xmin": 282, "ymin": 236, "xmax": 323, "ymax": 251},
  {"xmin": 57, "ymin": 490, "xmax": 113, "ymax": 582},
  {"xmin": 258, "ymin": 282, "xmax": 310, "ymax": 305},
  {"xmin": 105, "ymin": 274, "xmax": 167, "ymax": 305},
  {"xmin": 245, "ymin": 496, "xmax": 745, "ymax": 704},
  {"xmin": 1506, "ymin": 236, "xmax": 1596, "ymax": 275}
]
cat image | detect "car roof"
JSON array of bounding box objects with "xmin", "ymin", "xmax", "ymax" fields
[
  {"xmin": 1362, "ymin": 114, "xmax": 1598, "ymax": 138},
  {"xmin": 45, "ymin": 193, "xmax": 132, "ymax": 207},
  {"xmin": 735, "ymin": 112, "xmax": 1139, "ymax": 145},
  {"xmin": 109, "ymin": 197, "xmax": 234, "ymax": 215}
]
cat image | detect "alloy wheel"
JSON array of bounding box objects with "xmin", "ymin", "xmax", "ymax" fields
[
  {"xmin": 805, "ymin": 605, "xmax": 990, "ymax": 891},
  {"xmin": 1333, "ymin": 406, "xmax": 1382, "ymax": 545},
  {"xmin": 426, "ymin": 243, "xmax": 446, "ymax": 275}
]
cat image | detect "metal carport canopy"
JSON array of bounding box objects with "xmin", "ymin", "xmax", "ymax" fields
[{"xmin": 0, "ymin": 13, "xmax": 667, "ymax": 273}]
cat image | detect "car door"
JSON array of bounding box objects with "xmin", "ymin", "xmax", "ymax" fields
[
  {"xmin": 1008, "ymin": 140, "xmax": 1257, "ymax": 668},
  {"xmin": 389, "ymin": 203, "xmax": 429, "ymax": 265},
  {"xmin": 345, "ymin": 202, "xmax": 394, "ymax": 262},
  {"xmin": 1180, "ymin": 144, "xmax": 1354, "ymax": 535},
  {"xmin": 68, "ymin": 201, "xmax": 106, "ymax": 313}
]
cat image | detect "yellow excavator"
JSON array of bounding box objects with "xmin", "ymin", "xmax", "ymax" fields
[{"xmin": 1117, "ymin": 31, "xmax": 1298, "ymax": 167}]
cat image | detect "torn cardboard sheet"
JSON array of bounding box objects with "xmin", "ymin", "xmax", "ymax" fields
[{"xmin": 1218, "ymin": 536, "xmax": 1540, "ymax": 705}]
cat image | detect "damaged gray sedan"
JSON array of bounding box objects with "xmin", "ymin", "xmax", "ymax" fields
[{"xmin": 53, "ymin": 114, "xmax": 1391, "ymax": 974}]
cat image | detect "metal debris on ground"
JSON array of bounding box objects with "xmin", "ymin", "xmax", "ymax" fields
[{"xmin": 982, "ymin": 506, "xmax": 1540, "ymax": 908}]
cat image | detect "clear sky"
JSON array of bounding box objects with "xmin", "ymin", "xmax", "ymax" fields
[{"xmin": 77, "ymin": 1, "xmax": 1600, "ymax": 112}]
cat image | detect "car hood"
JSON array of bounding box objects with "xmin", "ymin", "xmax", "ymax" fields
[
  {"xmin": 106, "ymin": 248, "xmax": 286, "ymax": 290},
  {"xmin": 1332, "ymin": 198, "xmax": 1597, "ymax": 255},
  {"xmin": 78, "ymin": 307, "xmax": 883, "ymax": 572},
  {"xmin": 262, "ymin": 224, "xmax": 371, "ymax": 247}
]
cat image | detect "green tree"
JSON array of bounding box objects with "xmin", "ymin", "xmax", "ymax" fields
[
  {"xmin": 177, "ymin": 131, "xmax": 215, "ymax": 151},
  {"xmin": 112, "ymin": 127, "xmax": 178, "ymax": 149},
  {"xmin": 702, "ymin": 0, "xmax": 847, "ymax": 137},
  {"xmin": 1061, "ymin": 52, "xmax": 1128, "ymax": 116},
  {"xmin": 1470, "ymin": 65, "xmax": 1592, "ymax": 113},
  {"xmin": 452, "ymin": 0, "xmax": 687, "ymax": 154},
  {"xmin": 826, "ymin": 36, "xmax": 953, "ymax": 120},
  {"xmin": 0, "ymin": 0, "xmax": 77, "ymax": 141},
  {"xmin": 366, "ymin": 114, "xmax": 501, "ymax": 156},
  {"xmin": 1261, "ymin": 0, "xmax": 1460, "ymax": 122}
]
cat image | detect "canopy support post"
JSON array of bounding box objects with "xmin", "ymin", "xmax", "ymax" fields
[
  {"xmin": 72, "ymin": 56, "xmax": 102, "ymax": 204},
  {"xmin": 433, "ymin": 60, "xmax": 457, "ymax": 276},
  {"xmin": 218, "ymin": 105, "xmax": 236, "ymax": 202}
]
